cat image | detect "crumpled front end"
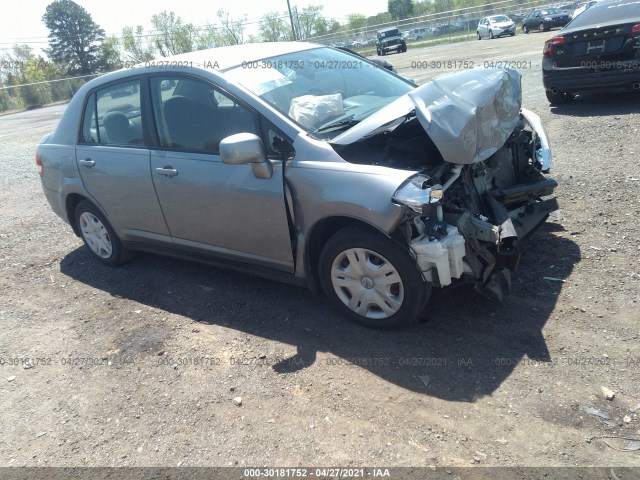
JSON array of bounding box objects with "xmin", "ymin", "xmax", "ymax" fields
[{"xmin": 332, "ymin": 68, "xmax": 558, "ymax": 300}]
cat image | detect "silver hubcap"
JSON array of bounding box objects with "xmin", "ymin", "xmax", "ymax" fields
[
  {"xmin": 330, "ymin": 248, "xmax": 404, "ymax": 319},
  {"xmin": 79, "ymin": 212, "xmax": 113, "ymax": 258}
]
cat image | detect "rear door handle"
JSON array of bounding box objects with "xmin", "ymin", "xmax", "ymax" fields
[
  {"xmin": 155, "ymin": 166, "xmax": 178, "ymax": 177},
  {"xmin": 79, "ymin": 158, "xmax": 95, "ymax": 168}
]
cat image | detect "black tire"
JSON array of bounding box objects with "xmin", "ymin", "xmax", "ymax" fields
[
  {"xmin": 523, "ymin": 24, "xmax": 529, "ymax": 34},
  {"xmin": 489, "ymin": 30, "xmax": 495, "ymax": 39},
  {"xmin": 318, "ymin": 226, "xmax": 430, "ymax": 329},
  {"xmin": 401, "ymin": 45, "xmax": 407, "ymax": 53},
  {"xmin": 539, "ymin": 22, "xmax": 546, "ymax": 32},
  {"xmin": 477, "ymin": 31, "xmax": 481, "ymax": 40},
  {"xmin": 545, "ymin": 89, "xmax": 572, "ymax": 105},
  {"xmin": 510, "ymin": 32, "xmax": 516, "ymax": 36},
  {"xmin": 74, "ymin": 200, "xmax": 132, "ymax": 266}
]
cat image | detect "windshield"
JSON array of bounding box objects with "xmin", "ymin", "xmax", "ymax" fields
[
  {"xmin": 379, "ymin": 29, "xmax": 400, "ymax": 39},
  {"xmin": 223, "ymin": 47, "xmax": 414, "ymax": 138},
  {"xmin": 541, "ymin": 8, "xmax": 562, "ymax": 14},
  {"xmin": 491, "ymin": 15, "xmax": 511, "ymax": 22}
]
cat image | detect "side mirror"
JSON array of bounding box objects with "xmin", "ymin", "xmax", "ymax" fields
[{"xmin": 220, "ymin": 133, "xmax": 272, "ymax": 179}]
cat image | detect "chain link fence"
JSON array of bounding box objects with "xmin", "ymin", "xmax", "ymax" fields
[{"xmin": 0, "ymin": 74, "xmax": 97, "ymax": 114}]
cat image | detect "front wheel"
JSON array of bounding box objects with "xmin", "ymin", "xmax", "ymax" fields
[
  {"xmin": 318, "ymin": 226, "xmax": 430, "ymax": 329},
  {"xmin": 75, "ymin": 200, "xmax": 132, "ymax": 266},
  {"xmin": 477, "ymin": 31, "xmax": 482, "ymax": 40},
  {"xmin": 539, "ymin": 22, "xmax": 546, "ymax": 32},
  {"xmin": 523, "ymin": 24, "xmax": 529, "ymax": 34},
  {"xmin": 489, "ymin": 30, "xmax": 495, "ymax": 39}
]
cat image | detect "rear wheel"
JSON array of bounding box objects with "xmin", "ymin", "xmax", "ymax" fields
[
  {"xmin": 546, "ymin": 89, "xmax": 573, "ymax": 105},
  {"xmin": 477, "ymin": 31, "xmax": 482, "ymax": 40},
  {"xmin": 318, "ymin": 226, "xmax": 429, "ymax": 329},
  {"xmin": 75, "ymin": 200, "xmax": 132, "ymax": 266},
  {"xmin": 523, "ymin": 24, "xmax": 529, "ymax": 34},
  {"xmin": 539, "ymin": 22, "xmax": 546, "ymax": 32}
]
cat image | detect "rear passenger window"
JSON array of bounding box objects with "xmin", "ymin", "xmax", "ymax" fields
[
  {"xmin": 80, "ymin": 80, "xmax": 144, "ymax": 146},
  {"xmin": 150, "ymin": 76, "xmax": 258, "ymax": 154}
]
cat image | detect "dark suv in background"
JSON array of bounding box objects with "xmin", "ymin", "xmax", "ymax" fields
[{"xmin": 377, "ymin": 27, "xmax": 407, "ymax": 55}]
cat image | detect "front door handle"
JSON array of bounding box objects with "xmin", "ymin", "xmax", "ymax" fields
[
  {"xmin": 79, "ymin": 158, "xmax": 95, "ymax": 168},
  {"xmin": 155, "ymin": 166, "xmax": 178, "ymax": 177}
]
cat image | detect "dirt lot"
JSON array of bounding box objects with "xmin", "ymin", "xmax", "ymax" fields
[{"xmin": 1, "ymin": 32, "xmax": 639, "ymax": 473}]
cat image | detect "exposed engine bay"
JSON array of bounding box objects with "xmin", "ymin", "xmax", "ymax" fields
[{"xmin": 333, "ymin": 109, "xmax": 558, "ymax": 301}]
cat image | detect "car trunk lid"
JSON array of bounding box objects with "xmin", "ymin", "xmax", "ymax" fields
[{"xmin": 552, "ymin": 22, "xmax": 640, "ymax": 68}]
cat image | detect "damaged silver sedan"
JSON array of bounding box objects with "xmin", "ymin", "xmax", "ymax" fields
[{"xmin": 37, "ymin": 42, "xmax": 557, "ymax": 329}]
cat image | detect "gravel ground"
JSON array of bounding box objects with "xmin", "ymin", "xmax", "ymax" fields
[{"xmin": 1, "ymin": 32, "xmax": 639, "ymax": 472}]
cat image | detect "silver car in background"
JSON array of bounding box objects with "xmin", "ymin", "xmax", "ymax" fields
[
  {"xmin": 37, "ymin": 42, "xmax": 557, "ymax": 329},
  {"xmin": 477, "ymin": 15, "xmax": 517, "ymax": 39}
]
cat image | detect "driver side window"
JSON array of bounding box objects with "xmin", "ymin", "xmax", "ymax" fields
[{"xmin": 150, "ymin": 76, "xmax": 258, "ymax": 154}]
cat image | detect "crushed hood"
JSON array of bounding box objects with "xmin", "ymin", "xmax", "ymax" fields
[{"xmin": 331, "ymin": 68, "xmax": 522, "ymax": 165}]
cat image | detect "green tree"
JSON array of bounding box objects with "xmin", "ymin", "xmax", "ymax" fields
[
  {"xmin": 297, "ymin": 5, "xmax": 326, "ymax": 40},
  {"xmin": 259, "ymin": 13, "xmax": 291, "ymax": 42},
  {"xmin": 413, "ymin": 0, "xmax": 434, "ymax": 16},
  {"xmin": 346, "ymin": 13, "xmax": 368, "ymax": 31},
  {"xmin": 216, "ymin": 9, "xmax": 246, "ymax": 45},
  {"xmin": 151, "ymin": 11, "xmax": 197, "ymax": 56},
  {"xmin": 388, "ymin": 0, "xmax": 415, "ymax": 19},
  {"xmin": 98, "ymin": 35, "xmax": 122, "ymax": 72},
  {"xmin": 367, "ymin": 12, "xmax": 393, "ymax": 27},
  {"xmin": 42, "ymin": 0, "xmax": 106, "ymax": 75},
  {"xmin": 1, "ymin": 45, "xmax": 52, "ymax": 109},
  {"xmin": 122, "ymin": 26, "xmax": 156, "ymax": 62},
  {"xmin": 328, "ymin": 19, "xmax": 342, "ymax": 34},
  {"xmin": 433, "ymin": 0, "xmax": 454, "ymax": 13}
]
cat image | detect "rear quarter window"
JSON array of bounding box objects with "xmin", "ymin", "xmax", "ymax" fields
[{"xmin": 79, "ymin": 79, "xmax": 144, "ymax": 146}]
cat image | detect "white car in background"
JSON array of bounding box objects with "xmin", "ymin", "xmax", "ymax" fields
[{"xmin": 477, "ymin": 15, "xmax": 517, "ymax": 39}]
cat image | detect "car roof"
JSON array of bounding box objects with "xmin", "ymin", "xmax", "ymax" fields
[
  {"xmin": 563, "ymin": 0, "xmax": 640, "ymax": 30},
  {"xmin": 139, "ymin": 42, "xmax": 323, "ymax": 72}
]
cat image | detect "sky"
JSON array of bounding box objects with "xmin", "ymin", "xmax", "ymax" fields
[{"xmin": 0, "ymin": 0, "xmax": 389, "ymax": 53}]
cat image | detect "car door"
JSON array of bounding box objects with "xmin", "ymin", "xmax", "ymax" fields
[
  {"xmin": 147, "ymin": 75, "xmax": 294, "ymax": 272},
  {"xmin": 76, "ymin": 79, "xmax": 171, "ymax": 242},
  {"xmin": 523, "ymin": 12, "xmax": 533, "ymax": 29}
]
